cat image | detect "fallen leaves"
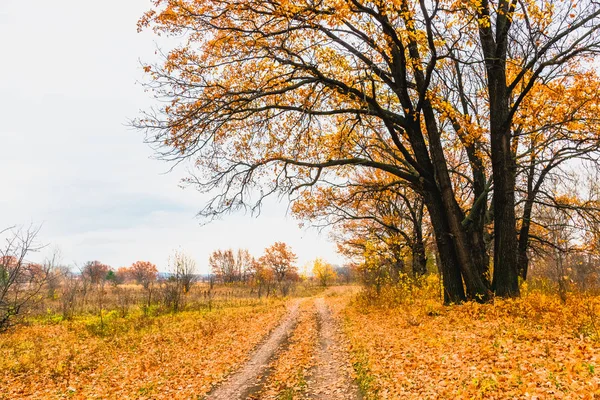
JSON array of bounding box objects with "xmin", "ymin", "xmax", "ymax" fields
[
  {"xmin": 258, "ymin": 300, "xmax": 319, "ymax": 399},
  {"xmin": 337, "ymin": 288, "xmax": 600, "ymax": 399},
  {"xmin": 0, "ymin": 300, "xmax": 287, "ymax": 399},
  {"xmin": 6, "ymin": 285, "xmax": 598, "ymax": 399}
]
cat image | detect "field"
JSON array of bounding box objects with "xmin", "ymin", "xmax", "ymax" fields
[
  {"xmin": 2, "ymin": 282, "xmax": 600, "ymax": 399},
  {"xmin": 0, "ymin": 287, "xmax": 288, "ymax": 399}
]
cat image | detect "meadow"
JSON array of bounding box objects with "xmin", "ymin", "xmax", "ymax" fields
[
  {"xmin": 0, "ymin": 284, "xmax": 291, "ymax": 399},
  {"xmin": 2, "ymin": 279, "xmax": 600, "ymax": 399}
]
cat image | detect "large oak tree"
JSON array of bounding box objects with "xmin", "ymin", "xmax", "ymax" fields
[{"xmin": 137, "ymin": 0, "xmax": 600, "ymax": 302}]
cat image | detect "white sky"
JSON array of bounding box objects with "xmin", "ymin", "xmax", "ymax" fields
[{"xmin": 0, "ymin": 0, "xmax": 343, "ymax": 273}]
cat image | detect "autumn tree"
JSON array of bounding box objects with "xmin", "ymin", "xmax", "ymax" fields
[
  {"xmin": 130, "ymin": 261, "xmax": 158, "ymax": 289},
  {"xmin": 82, "ymin": 260, "xmax": 112, "ymax": 324},
  {"xmin": 335, "ymin": 264, "xmax": 356, "ymax": 284},
  {"xmin": 294, "ymin": 170, "xmax": 429, "ymax": 278},
  {"xmin": 342, "ymin": 235, "xmax": 397, "ymax": 284},
  {"xmin": 312, "ymin": 258, "xmax": 337, "ymax": 287},
  {"xmin": 209, "ymin": 249, "xmax": 236, "ymax": 283},
  {"xmin": 209, "ymin": 248, "xmax": 254, "ymax": 283},
  {"xmin": 0, "ymin": 225, "xmax": 47, "ymax": 331},
  {"xmin": 172, "ymin": 250, "xmax": 198, "ymax": 293},
  {"xmin": 60, "ymin": 268, "xmax": 79, "ymax": 320},
  {"xmin": 138, "ymin": 0, "xmax": 600, "ymax": 302},
  {"xmin": 523, "ymin": 172, "xmax": 600, "ymax": 292},
  {"xmin": 251, "ymin": 258, "xmax": 275, "ymax": 298},
  {"xmin": 513, "ymin": 70, "xmax": 600, "ymax": 280},
  {"xmin": 576, "ymin": 174, "xmax": 600, "ymax": 288},
  {"xmin": 82, "ymin": 261, "xmax": 110, "ymax": 286},
  {"xmin": 163, "ymin": 250, "xmax": 197, "ymax": 312},
  {"xmin": 539, "ymin": 205, "xmax": 579, "ymax": 301},
  {"xmin": 236, "ymin": 249, "xmax": 254, "ymax": 282},
  {"xmin": 129, "ymin": 261, "xmax": 158, "ymax": 311},
  {"xmin": 259, "ymin": 242, "xmax": 298, "ymax": 295},
  {"xmin": 116, "ymin": 266, "xmax": 131, "ymax": 284},
  {"xmin": 42, "ymin": 247, "xmax": 66, "ymax": 301}
]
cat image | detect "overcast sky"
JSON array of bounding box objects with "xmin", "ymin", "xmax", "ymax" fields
[{"xmin": 0, "ymin": 0, "xmax": 343, "ymax": 273}]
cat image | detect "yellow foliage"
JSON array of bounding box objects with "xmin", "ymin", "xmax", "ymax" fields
[{"xmin": 312, "ymin": 257, "xmax": 337, "ymax": 287}]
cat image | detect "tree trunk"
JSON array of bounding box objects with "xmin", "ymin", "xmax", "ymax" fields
[
  {"xmin": 480, "ymin": 3, "xmax": 520, "ymax": 298},
  {"xmin": 423, "ymin": 191, "xmax": 466, "ymax": 304},
  {"xmin": 419, "ymin": 109, "xmax": 492, "ymax": 301},
  {"xmin": 490, "ymin": 100, "xmax": 520, "ymax": 297},
  {"xmin": 517, "ymin": 199, "xmax": 533, "ymax": 280},
  {"xmin": 412, "ymin": 229, "xmax": 427, "ymax": 277}
]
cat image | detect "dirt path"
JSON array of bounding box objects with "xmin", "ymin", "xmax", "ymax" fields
[
  {"xmin": 206, "ymin": 300, "xmax": 301, "ymax": 400},
  {"xmin": 306, "ymin": 297, "xmax": 362, "ymax": 400},
  {"xmin": 207, "ymin": 296, "xmax": 360, "ymax": 400}
]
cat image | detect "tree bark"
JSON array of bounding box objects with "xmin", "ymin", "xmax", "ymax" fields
[
  {"xmin": 517, "ymin": 197, "xmax": 534, "ymax": 280},
  {"xmin": 489, "ymin": 89, "xmax": 520, "ymax": 297},
  {"xmin": 417, "ymin": 111, "xmax": 492, "ymax": 301},
  {"xmin": 479, "ymin": 0, "xmax": 520, "ymax": 297},
  {"xmin": 411, "ymin": 230, "xmax": 427, "ymax": 277},
  {"xmin": 423, "ymin": 191, "xmax": 466, "ymax": 304}
]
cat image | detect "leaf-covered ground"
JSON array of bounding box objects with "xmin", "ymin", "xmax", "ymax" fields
[
  {"xmin": 0, "ymin": 300, "xmax": 287, "ymax": 399},
  {"xmin": 258, "ymin": 300, "xmax": 319, "ymax": 399},
  {"xmin": 5, "ymin": 285, "xmax": 599, "ymax": 399},
  {"xmin": 208, "ymin": 293, "xmax": 359, "ymax": 400},
  {"xmin": 331, "ymin": 285, "xmax": 600, "ymax": 399}
]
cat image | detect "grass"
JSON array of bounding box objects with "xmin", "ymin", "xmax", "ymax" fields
[{"xmin": 0, "ymin": 296, "xmax": 288, "ymax": 399}]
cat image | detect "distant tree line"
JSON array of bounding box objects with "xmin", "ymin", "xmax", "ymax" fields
[
  {"xmin": 0, "ymin": 226, "xmax": 202, "ymax": 331},
  {"xmin": 209, "ymin": 242, "xmax": 355, "ymax": 296}
]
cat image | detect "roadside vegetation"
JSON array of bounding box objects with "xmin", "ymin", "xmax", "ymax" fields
[{"xmin": 331, "ymin": 277, "xmax": 600, "ymax": 399}]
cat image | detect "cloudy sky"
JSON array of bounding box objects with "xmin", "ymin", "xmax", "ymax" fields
[{"xmin": 0, "ymin": 0, "xmax": 343, "ymax": 273}]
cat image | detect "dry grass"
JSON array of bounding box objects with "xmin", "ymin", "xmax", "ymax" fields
[{"xmin": 0, "ymin": 298, "xmax": 287, "ymax": 399}]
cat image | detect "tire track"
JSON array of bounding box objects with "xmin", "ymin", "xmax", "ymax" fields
[
  {"xmin": 206, "ymin": 300, "xmax": 301, "ymax": 400},
  {"xmin": 306, "ymin": 297, "xmax": 362, "ymax": 399}
]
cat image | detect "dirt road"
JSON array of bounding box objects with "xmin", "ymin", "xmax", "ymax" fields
[
  {"xmin": 206, "ymin": 297, "xmax": 361, "ymax": 400},
  {"xmin": 207, "ymin": 300, "xmax": 301, "ymax": 400},
  {"xmin": 305, "ymin": 298, "xmax": 361, "ymax": 399}
]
